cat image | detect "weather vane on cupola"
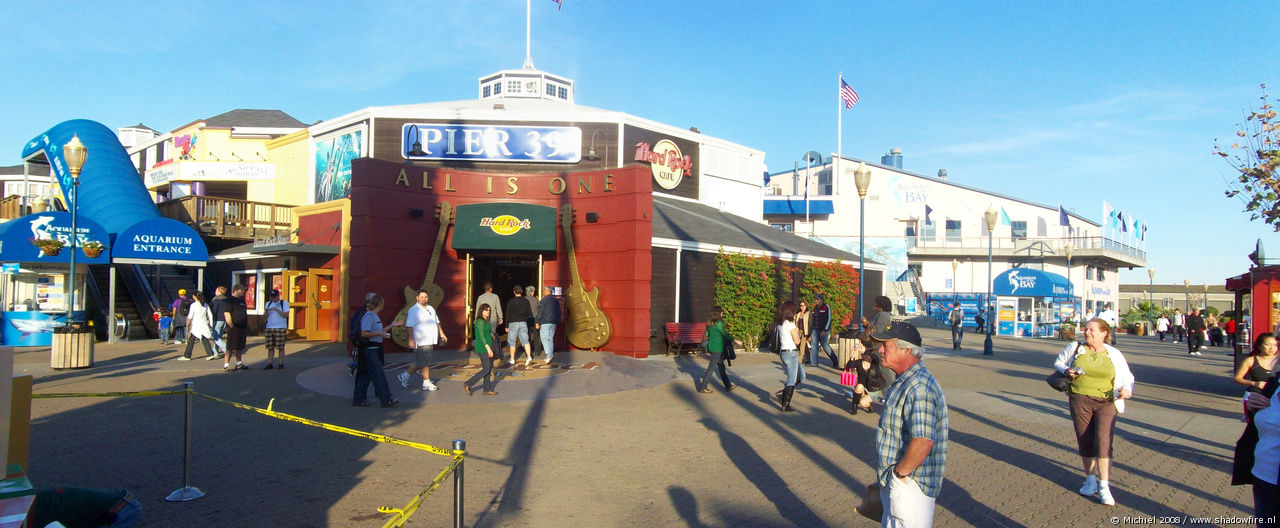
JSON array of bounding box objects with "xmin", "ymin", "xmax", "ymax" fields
[{"xmin": 478, "ymin": 0, "xmax": 574, "ymax": 103}]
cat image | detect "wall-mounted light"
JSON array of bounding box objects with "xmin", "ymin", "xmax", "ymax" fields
[
  {"xmin": 406, "ymin": 125, "xmax": 427, "ymax": 157},
  {"xmin": 583, "ymin": 130, "xmax": 604, "ymax": 162},
  {"xmin": 409, "ymin": 208, "xmax": 424, "ymax": 218},
  {"xmin": 586, "ymin": 212, "xmax": 600, "ymax": 223}
]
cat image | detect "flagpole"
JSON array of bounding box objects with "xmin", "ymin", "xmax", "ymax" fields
[
  {"xmin": 837, "ymin": 72, "xmax": 843, "ymax": 199},
  {"xmin": 524, "ymin": 0, "xmax": 534, "ymax": 69}
]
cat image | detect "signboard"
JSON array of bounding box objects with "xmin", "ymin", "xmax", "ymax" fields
[
  {"xmin": 111, "ymin": 217, "xmax": 210, "ymax": 263},
  {"xmin": 0, "ymin": 212, "xmax": 110, "ymax": 264},
  {"xmin": 634, "ymin": 140, "xmax": 690, "ymax": 190},
  {"xmin": 145, "ymin": 162, "xmax": 276, "ymax": 188},
  {"xmin": 401, "ymin": 124, "xmax": 581, "ymax": 163},
  {"xmin": 452, "ymin": 203, "xmax": 557, "ymax": 251},
  {"xmin": 315, "ymin": 128, "xmax": 363, "ymax": 202}
]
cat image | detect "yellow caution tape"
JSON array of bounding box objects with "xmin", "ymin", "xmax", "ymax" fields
[
  {"xmin": 378, "ymin": 455, "xmax": 466, "ymax": 528},
  {"xmin": 33, "ymin": 390, "xmax": 186, "ymax": 399},
  {"xmin": 192, "ymin": 392, "xmax": 458, "ymax": 457}
]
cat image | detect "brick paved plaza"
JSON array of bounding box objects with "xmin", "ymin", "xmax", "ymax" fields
[{"xmin": 16, "ymin": 322, "xmax": 1257, "ymax": 527}]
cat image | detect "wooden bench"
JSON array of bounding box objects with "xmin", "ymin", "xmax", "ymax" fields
[{"xmin": 664, "ymin": 322, "xmax": 707, "ymax": 356}]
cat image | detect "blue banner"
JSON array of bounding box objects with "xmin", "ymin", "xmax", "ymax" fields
[
  {"xmin": 402, "ymin": 124, "xmax": 581, "ymax": 163},
  {"xmin": 112, "ymin": 218, "xmax": 209, "ymax": 262},
  {"xmin": 0, "ymin": 212, "xmax": 110, "ymax": 264}
]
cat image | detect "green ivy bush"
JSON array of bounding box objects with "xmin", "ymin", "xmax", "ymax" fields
[
  {"xmin": 800, "ymin": 260, "xmax": 861, "ymax": 329},
  {"xmin": 714, "ymin": 251, "xmax": 790, "ymax": 350}
]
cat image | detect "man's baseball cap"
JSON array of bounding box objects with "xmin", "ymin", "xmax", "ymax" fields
[
  {"xmin": 870, "ymin": 321, "xmax": 923, "ymax": 348},
  {"xmin": 269, "ymin": 289, "xmax": 280, "ymax": 297},
  {"xmin": 178, "ymin": 289, "xmax": 187, "ymax": 295},
  {"xmin": 815, "ymin": 293, "xmax": 825, "ymax": 300}
]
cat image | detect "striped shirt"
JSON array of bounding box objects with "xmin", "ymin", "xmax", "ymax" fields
[{"xmin": 875, "ymin": 361, "xmax": 949, "ymax": 498}]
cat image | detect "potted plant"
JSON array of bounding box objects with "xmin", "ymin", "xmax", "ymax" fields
[
  {"xmin": 32, "ymin": 238, "xmax": 64, "ymax": 256},
  {"xmin": 81, "ymin": 240, "xmax": 105, "ymax": 258}
]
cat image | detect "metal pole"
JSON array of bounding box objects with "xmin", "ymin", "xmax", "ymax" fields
[
  {"xmin": 166, "ymin": 382, "xmax": 205, "ymax": 501},
  {"xmin": 453, "ymin": 439, "xmax": 466, "ymax": 528},
  {"xmin": 984, "ymin": 229, "xmax": 994, "ymax": 355},
  {"xmin": 1148, "ymin": 275, "xmax": 1154, "ymax": 327},
  {"xmin": 858, "ymin": 196, "xmax": 865, "ymax": 326},
  {"xmin": 68, "ymin": 179, "xmax": 78, "ymax": 324}
]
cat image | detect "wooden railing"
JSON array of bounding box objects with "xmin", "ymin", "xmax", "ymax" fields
[
  {"xmin": 157, "ymin": 196, "xmax": 293, "ymax": 240},
  {"xmin": 0, "ymin": 195, "xmax": 28, "ymax": 220}
]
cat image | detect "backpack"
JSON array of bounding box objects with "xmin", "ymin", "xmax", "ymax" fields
[
  {"xmin": 948, "ymin": 308, "xmax": 962, "ymax": 325},
  {"xmin": 178, "ymin": 298, "xmax": 193, "ymax": 319},
  {"xmin": 767, "ymin": 324, "xmax": 782, "ymax": 354},
  {"xmin": 348, "ymin": 308, "xmax": 369, "ymax": 351}
]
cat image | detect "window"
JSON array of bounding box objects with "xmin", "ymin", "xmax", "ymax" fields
[
  {"xmin": 770, "ymin": 223, "xmax": 793, "ymax": 232},
  {"xmin": 905, "ymin": 225, "xmax": 917, "ymax": 247},
  {"xmin": 1162, "ymin": 298, "xmax": 1174, "ymax": 309},
  {"xmin": 945, "ymin": 220, "xmax": 962, "ymax": 242},
  {"xmin": 1130, "ymin": 298, "xmax": 1140, "ymax": 309},
  {"xmin": 923, "ymin": 222, "xmax": 936, "ymax": 239},
  {"xmin": 1011, "ymin": 220, "xmax": 1027, "ymax": 240},
  {"xmin": 546, "ymin": 82, "xmax": 557, "ymax": 96},
  {"xmin": 1097, "ymin": 268, "xmax": 1107, "ymax": 281},
  {"xmin": 483, "ymin": 85, "xmax": 491, "ymax": 98},
  {"xmin": 507, "ymin": 80, "xmax": 521, "ymax": 93},
  {"xmin": 817, "ymin": 169, "xmax": 832, "ymax": 195},
  {"xmin": 558, "ymin": 87, "xmax": 568, "ymax": 99},
  {"xmin": 493, "ymin": 82, "xmax": 502, "ymax": 94},
  {"xmin": 1085, "ymin": 266, "xmax": 1093, "ymax": 280}
]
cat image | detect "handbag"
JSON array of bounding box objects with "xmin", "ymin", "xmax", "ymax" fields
[
  {"xmin": 1046, "ymin": 342, "xmax": 1082, "ymax": 392},
  {"xmin": 854, "ymin": 483, "xmax": 882, "ymax": 521},
  {"xmin": 840, "ymin": 368, "xmax": 858, "ymax": 387},
  {"xmin": 722, "ymin": 333, "xmax": 737, "ymax": 361}
]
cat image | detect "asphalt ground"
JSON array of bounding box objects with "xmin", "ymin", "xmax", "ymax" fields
[{"xmin": 13, "ymin": 321, "xmax": 1259, "ymax": 527}]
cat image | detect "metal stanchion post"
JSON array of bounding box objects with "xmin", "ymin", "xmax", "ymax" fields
[
  {"xmin": 453, "ymin": 439, "xmax": 465, "ymax": 528},
  {"xmin": 166, "ymin": 382, "xmax": 205, "ymax": 502}
]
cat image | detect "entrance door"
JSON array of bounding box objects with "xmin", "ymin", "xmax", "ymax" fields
[
  {"xmin": 282, "ymin": 269, "xmax": 306, "ymax": 339},
  {"xmin": 468, "ymin": 255, "xmax": 541, "ymax": 338},
  {"xmin": 305, "ymin": 268, "xmax": 335, "ymax": 341}
]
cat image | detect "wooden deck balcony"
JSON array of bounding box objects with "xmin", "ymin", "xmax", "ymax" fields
[{"xmin": 158, "ymin": 196, "xmax": 293, "ymax": 240}]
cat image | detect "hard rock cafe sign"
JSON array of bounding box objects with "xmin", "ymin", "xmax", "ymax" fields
[
  {"xmin": 634, "ymin": 140, "xmax": 691, "ymax": 190},
  {"xmin": 480, "ymin": 215, "xmax": 532, "ymax": 236}
]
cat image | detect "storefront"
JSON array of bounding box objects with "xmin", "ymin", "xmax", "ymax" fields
[
  {"xmin": 992, "ymin": 268, "xmax": 1076, "ymax": 338},
  {"xmin": 0, "ymin": 212, "xmax": 110, "ymax": 346}
]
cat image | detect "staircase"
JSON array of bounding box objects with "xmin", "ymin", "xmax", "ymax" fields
[{"xmin": 897, "ymin": 269, "xmax": 937, "ymax": 327}]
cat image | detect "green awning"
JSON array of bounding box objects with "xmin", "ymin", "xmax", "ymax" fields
[{"xmin": 452, "ymin": 202, "xmax": 557, "ymax": 252}]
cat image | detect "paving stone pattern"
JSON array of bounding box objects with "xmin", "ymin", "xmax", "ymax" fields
[{"xmin": 14, "ymin": 326, "xmax": 1257, "ymax": 527}]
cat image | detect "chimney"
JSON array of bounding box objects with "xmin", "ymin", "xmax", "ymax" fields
[
  {"xmin": 937, "ymin": 169, "xmax": 947, "ymax": 180},
  {"xmin": 880, "ymin": 148, "xmax": 903, "ymax": 169}
]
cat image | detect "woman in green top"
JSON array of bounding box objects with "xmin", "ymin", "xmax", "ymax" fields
[
  {"xmin": 464, "ymin": 304, "xmax": 498, "ymax": 396},
  {"xmin": 699, "ymin": 306, "xmax": 742, "ymax": 394},
  {"xmin": 1052, "ymin": 318, "xmax": 1135, "ymax": 507}
]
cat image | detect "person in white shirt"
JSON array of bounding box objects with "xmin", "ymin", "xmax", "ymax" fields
[
  {"xmin": 263, "ymin": 289, "xmax": 290, "ymax": 369},
  {"xmin": 399, "ymin": 289, "xmax": 447, "ymax": 391},
  {"xmin": 1156, "ymin": 314, "xmax": 1170, "ymax": 342},
  {"xmin": 775, "ymin": 300, "xmax": 805, "ymax": 413},
  {"xmin": 1098, "ymin": 304, "xmax": 1120, "ymax": 345}
]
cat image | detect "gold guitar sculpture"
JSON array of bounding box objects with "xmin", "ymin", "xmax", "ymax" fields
[
  {"xmin": 391, "ymin": 202, "xmax": 453, "ymax": 348},
  {"xmin": 559, "ymin": 204, "xmax": 612, "ymax": 349}
]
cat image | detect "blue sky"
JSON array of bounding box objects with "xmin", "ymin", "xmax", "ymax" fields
[{"xmin": 2, "ymin": 1, "xmax": 1277, "ymax": 287}]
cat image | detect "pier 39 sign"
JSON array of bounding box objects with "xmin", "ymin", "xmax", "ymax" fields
[{"xmin": 401, "ymin": 124, "xmax": 582, "ymax": 163}]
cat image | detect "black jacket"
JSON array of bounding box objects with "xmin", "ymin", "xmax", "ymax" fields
[{"xmin": 536, "ymin": 295, "xmax": 561, "ymax": 324}]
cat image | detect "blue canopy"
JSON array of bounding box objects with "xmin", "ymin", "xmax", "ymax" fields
[
  {"xmin": 993, "ymin": 268, "xmax": 1072, "ymax": 297},
  {"xmin": 0, "ymin": 212, "xmax": 110, "ymax": 265}
]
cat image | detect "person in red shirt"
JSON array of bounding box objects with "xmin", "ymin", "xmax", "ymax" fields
[{"xmin": 1226, "ymin": 318, "xmax": 1239, "ymax": 349}]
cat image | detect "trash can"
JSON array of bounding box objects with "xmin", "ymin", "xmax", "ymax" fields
[
  {"xmin": 51, "ymin": 325, "xmax": 94, "ymax": 369},
  {"xmin": 836, "ymin": 329, "xmax": 860, "ymax": 370}
]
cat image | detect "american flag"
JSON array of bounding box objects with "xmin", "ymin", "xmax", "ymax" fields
[
  {"xmin": 839, "ymin": 78, "xmax": 860, "ymax": 109},
  {"xmin": 552, "ymin": 0, "xmax": 562, "ymax": 9}
]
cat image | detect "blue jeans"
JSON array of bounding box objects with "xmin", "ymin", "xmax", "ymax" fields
[
  {"xmin": 507, "ymin": 321, "xmax": 530, "ymax": 347},
  {"xmin": 172, "ymin": 324, "xmax": 186, "ymax": 343},
  {"xmin": 354, "ymin": 346, "xmax": 394, "ymax": 405},
  {"xmin": 951, "ymin": 324, "xmax": 963, "ymax": 348},
  {"xmin": 809, "ymin": 330, "xmax": 833, "ymax": 366},
  {"xmin": 159, "ymin": 327, "xmax": 171, "ymax": 344},
  {"xmin": 781, "ymin": 349, "xmax": 806, "ymax": 387},
  {"xmin": 212, "ymin": 320, "xmax": 227, "ymax": 353},
  {"xmin": 110, "ymin": 493, "xmax": 142, "ymax": 527},
  {"xmin": 465, "ymin": 352, "xmax": 495, "ymax": 392},
  {"xmin": 539, "ymin": 323, "xmax": 556, "ymax": 360}
]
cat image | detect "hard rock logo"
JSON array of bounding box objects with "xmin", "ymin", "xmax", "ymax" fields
[
  {"xmin": 635, "ymin": 139, "xmax": 691, "ymax": 190},
  {"xmin": 480, "ymin": 215, "xmax": 532, "ymax": 236}
]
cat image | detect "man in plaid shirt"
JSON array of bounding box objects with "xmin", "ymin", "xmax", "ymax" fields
[{"xmin": 872, "ymin": 322, "xmax": 948, "ymax": 527}]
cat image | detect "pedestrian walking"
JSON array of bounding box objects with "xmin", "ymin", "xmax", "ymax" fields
[
  {"xmin": 872, "ymin": 321, "xmax": 949, "ymax": 526},
  {"xmin": 698, "ymin": 306, "xmax": 740, "ymax": 394},
  {"xmin": 399, "ymin": 288, "xmax": 447, "ymax": 391},
  {"xmin": 475, "ymin": 282, "xmax": 502, "ymax": 355},
  {"xmin": 1235, "ymin": 333, "xmax": 1278, "ymax": 400},
  {"xmin": 505, "ymin": 285, "xmax": 534, "ymax": 367},
  {"xmin": 222, "ymin": 284, "xmax": 250, "ymax": 371},
  {"xmin": 1053, "ymin": 318, "xmax": 1135, "ymax": 507},
  {"xmin": 177, "ymin": 292, "xmax": 216, "ymax": 361},
  {"xmin": 948, "ymin": 302, "xmax": 964, "ymax": 350},
  {"xmin": 208, "ymin": 285, "xmax": 228, "ymax": 359},
  {"xmin": 809, "ymin": 294, "xmax": 836, "ymax": 367},
  {"xmin": 1187, "ymin": 308, "xmax": 1207, "ymax": 355},
  {"xmin": 775, "ymin": 300, "xmax": 805, "ymax": 412},
  {"xmin": 1173, "ymin": 309, "xmax": 1186, "ymax": 343},
  {"xmin": 263, "ymin": 289, "xmax": 289, "ymax": 369},
  {"xmin": 157, "ymin": 309, "xmax": 172, "ymax": 345},
  {"xmin": 525, "ymin": 285, "xmax": 540, "ymax": 356},
  {"xmin": 796, "ymin": 300, "xmax": 811, "ymax": 364},
  {"xmin": 170, "ymin": 289, "xmax": 191, "ymax": 344},
  {"xmin": 463, "ymin": 304, "xmax": 498, "ymax": 396},
  {"xmin": 1098, "ymin": 304, "xmax": 1119, "ymax": 346},
  {"xmin": 535, "ymin": 285, "xmax": 560, "ymax": 363},
  {"xmin": 353, "ymin": 293, "xmax": 401, "ymax": 407},
  {"xmin": 1156, "ymin": 313, "xmax": 1170, "ymax": 342}
]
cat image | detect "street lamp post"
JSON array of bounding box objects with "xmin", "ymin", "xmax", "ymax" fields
[
  {"xmin": 1184, "ymin": 279, "xmax": 1190, "ymax": 312},
  {"xmin": 1065, "ymin": 245, "xmax": 1074, "ymax": 321},
  {"xmin": 62, "ymin": 135, "xmax": 87, "ymax": 325},
  {"xmin": 1148, "ymin": 268, "xmax": 1155, "ymax": 328},
  {"xmin": 951, "ymin": 258, "xmax": 959, "ymax": 296},
  {"xmin": 983, "ymin": 204, "xmax": 998, "ymax": 355},
  {"xmin": 854, "ymin": 162, "xmax": 872, "ymax": 328}
]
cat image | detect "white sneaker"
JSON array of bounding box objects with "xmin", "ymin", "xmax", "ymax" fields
[
  {"xmin": 397, "ymin": 371, "xmax": 410, "ymax": 389},
  {"xmin": 424, "ymin": 381, "xmax": 438, "ymax": 391},
  {"xmin": 177, "ymin": 356, "xmax": 191, "ymax": 361},
  {"xmin": 1078, "ymin": 475, "xmax": 1097, "ymax": 497},
  {"xmin": 1096, "ymin": 484, "xmax": 1115, "ymax": 506}
]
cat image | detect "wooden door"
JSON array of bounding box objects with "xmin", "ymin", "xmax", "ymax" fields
[
  {"xmin": 306, "ymin": 268, "xmax": 335, "ymax": 341},
  {"xmin": 282, "ymin": 270, "xmax": 306, "ymax": 339}
]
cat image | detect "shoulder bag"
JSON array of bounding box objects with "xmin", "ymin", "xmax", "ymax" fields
[{"xmin": 1046, "ymin": 342, "xmax": 1082, "ymax": 392}]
